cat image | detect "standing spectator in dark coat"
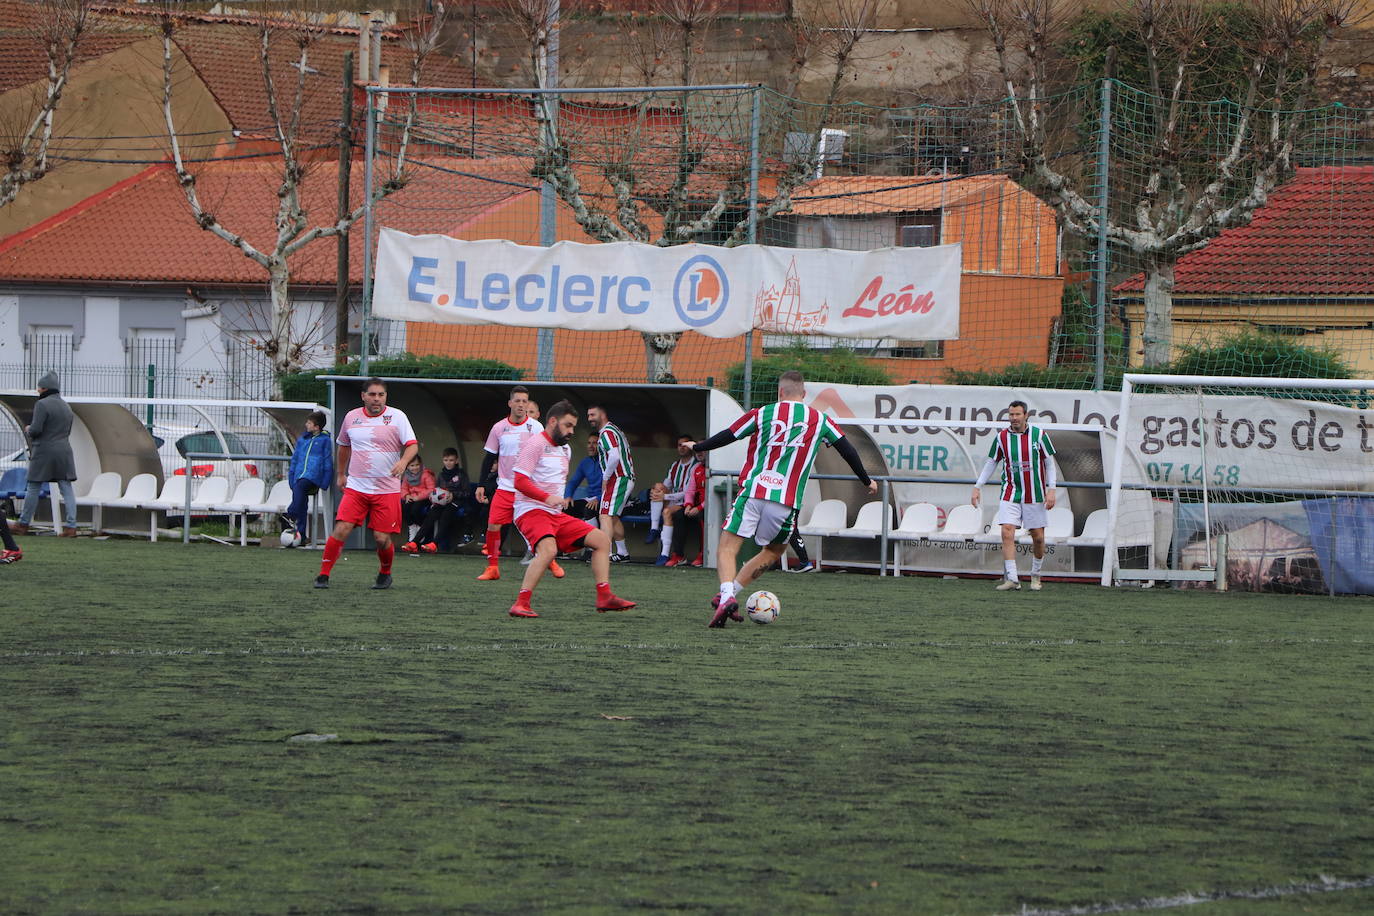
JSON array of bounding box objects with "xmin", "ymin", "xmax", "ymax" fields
[
  {"xmin": 14, "ymin": 371, "xmax": 77, "ymax": 537},
  {"xmin": 286, "ymin": 410, "xmax": 334, "ymax": 540}
]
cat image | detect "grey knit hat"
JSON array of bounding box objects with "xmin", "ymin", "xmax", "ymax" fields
[{"xmin": 37, "ymin": 370, "xmax": 60, "ymax": 391}]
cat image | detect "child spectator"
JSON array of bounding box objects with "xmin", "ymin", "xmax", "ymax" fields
[
  {"xmin": 404, "ymin": 448, "xmax": 474, "ymax": 554},
  {"xmin": 286, "ymin": 410, "xmax": 334, "ymax": 543},
  {"xmin": 399, "ymin": 454, "xmax": 436, "ymax": 542}
]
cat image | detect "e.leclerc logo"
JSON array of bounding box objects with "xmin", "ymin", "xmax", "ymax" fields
[
  {"xmin": 405, "ymin": 251, "xmax": 732, "ymax": 329},
  {"xmin": 673, "ymin": 255, "xmax": 730, "ymax": 328}
]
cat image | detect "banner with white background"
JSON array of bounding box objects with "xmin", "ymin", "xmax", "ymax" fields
[
  {"xmin": 372, "ymin": 228, "xmax": 961, "ymax": 340},
  {"xmin": 804, "ymin": 382, "xmax": 1374, "ymax": 493}
]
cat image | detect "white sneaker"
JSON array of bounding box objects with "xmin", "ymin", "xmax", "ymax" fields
[
  {"xmin": 1029, "ymin": 576, "xmax": 1042, "ymax": 591},
  {"xmin": 994, "ymin": 579, "xmax": 1021, "ymax": 591}
]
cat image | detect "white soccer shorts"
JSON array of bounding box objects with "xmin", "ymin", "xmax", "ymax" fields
[{"xmin": 996, "ymin": 500, "xmax": 1048, "ymax": 531}]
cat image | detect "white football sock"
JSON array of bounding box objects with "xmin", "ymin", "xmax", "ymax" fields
[
  {"xmin": 650, "ymin": 500, "xmax": 663, "ymax": 529},
  {"xmin": 719, "ymin": 582, "xmax": 737, "ymax": 601},
  {"xmin": 615, "ymin": 539, "xmax": 628, "ymax": 555},
  {"xmin": 659, "ymin": 525, "xmax": 674, "ymax": 555},
  {"xmin": 1031, "ymin": 556, "xmax": 1044, "ymax": 575},
  {"xmin": 1004, "ymin": 559, "xmax": 1018, "ymax": 581}
]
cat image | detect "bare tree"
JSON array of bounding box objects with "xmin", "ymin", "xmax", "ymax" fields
[
  {"xmin": 157, "ymin": 3, "xmax": 448, "ymax": 391},
  {"xmin": 0, "ymin": 0, "xmax": 95, "ymax": 209},
  {"xmin": 520, "ymin": 0, "xmax": 876, "ymax": 381},
  {"xmin": 968, "ymin": 0, "xmax": 1355, "ymax": 367}
]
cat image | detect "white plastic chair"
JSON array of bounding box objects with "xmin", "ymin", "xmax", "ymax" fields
[
  {"xmin": 74, "ymin": 471, "xmax": 122, "ymax": 534},
  {"xmin": 239, "ymin": 480, "xmax": 293, "ymax": 538},
  {"xmin": 835, "ymin": 501, "xmax": 892, "ymax": 539},
  {"xmin": 1066, "ymin": 509, "xmax": 1109, "ymax": 547},
  {"xmin": 890, "ymin": 503, "xmax": 940, "ymax": 575},
  {"xmin": 142, "ymin": 477, "xmax": 191, "ymax": 541},
  {"xmin": 1043, "ymin": 506, "xmax": 1075, "ymax": 545},
  {"xmin": 796, "ymin": 498, "xmax": 849, "ymax": 569},
  {"xmin": 102, "ymin": 473, "xmax": 159, "ymax": 510},
  {"xmin": 190, "ymin": 476, "xmax": 231, "ymax": 510},
  {"xmin": 223, "ymin": 478, "xmax": 266, "ymax": 546},
  {"xmin": 927, "ymin": 504, "xmax": 984, "ymax": 542}
]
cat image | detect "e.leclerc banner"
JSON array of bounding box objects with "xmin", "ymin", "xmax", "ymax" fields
[{"xmin": 372, "ymin": 228, "xmax": 961, "ymax": 340}]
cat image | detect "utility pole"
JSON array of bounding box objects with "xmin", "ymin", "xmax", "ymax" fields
[{"xmin": 335, "ymin": 51, "xmax": 355, "ymax": 362}]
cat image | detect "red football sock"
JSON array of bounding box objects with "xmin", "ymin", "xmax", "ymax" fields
[
  {"xmin": 596, "ymin": 581, "xmax": 612, "ymax": 598},
  {"xmin": 320, "ymin": 537, "xmax": 343, "ymax": 576},
  {"xmin": 516, "ymin": 588, "xmax": 533, "ymax": 605},
  {"xmin": 484, "ymin": 529, "xmax": 501, "ymax": 564},
  {"xmin": 378, "ymin": 542, "xmax": 394, "ymax": 574}
]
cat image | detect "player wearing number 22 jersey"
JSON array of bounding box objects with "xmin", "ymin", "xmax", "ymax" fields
[{"xmin": 692, "ymin": 371, "xmax": 876, "ymax": 628}]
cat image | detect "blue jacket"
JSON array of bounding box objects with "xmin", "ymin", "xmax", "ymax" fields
[
  {"xmin": 565, "ymin": 455, "xmax": 603, "ymax": 499},
  {"xmin": 290, "ymin": 430, "xmax": 334, "ymax": 490}
]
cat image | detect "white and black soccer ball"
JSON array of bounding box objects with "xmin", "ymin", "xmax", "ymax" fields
[
  {"xmin": 280, "ymin": 528, "xmax": 302, "ymax": 548},
  {"xmin": 430, "ymin": 488, "xmax": 453, "ymax": 506},
  {"xmin": 746, "ymin": 590, "xmax": 781, "ymax": 625}
]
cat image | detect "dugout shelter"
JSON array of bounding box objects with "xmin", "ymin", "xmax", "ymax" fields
[{"xmin": 321, "ymin": 376, "xmax": 891, "ymax": 564}]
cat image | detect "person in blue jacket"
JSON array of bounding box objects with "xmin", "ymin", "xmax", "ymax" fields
[
  {"xmin": 286, "ymin": 410, "xmax": 334, "ymax": 540},
  {"xmin": 563, "ymin": 432, "xmax": 603, "ymax": 520}
]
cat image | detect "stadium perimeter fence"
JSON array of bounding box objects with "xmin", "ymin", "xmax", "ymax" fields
[{"xmin": 354, "ymin": 82, "xmax": 1374, "ymax": 400}]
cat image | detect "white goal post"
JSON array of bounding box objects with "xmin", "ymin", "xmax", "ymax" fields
[{"xmin": 1103, "ymin": 374, "xmax": 1374, "ymax": 589}]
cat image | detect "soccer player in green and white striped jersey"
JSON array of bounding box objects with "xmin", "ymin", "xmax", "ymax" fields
[
  {"xmin": 692, "ymin": 370, "xmax": 877, "ymax": 628},
  {"xmin": 587, "ymin": 404, "xmax": 637, "ymax": 562},
  {"xmin": 971, "ymin": 400, "xmax": 1058, "ymax": 592}
]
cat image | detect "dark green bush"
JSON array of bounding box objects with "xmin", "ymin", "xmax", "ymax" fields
[
  {"xmin": 279, "ymin": 354, "xmax": 524, "ymax": 404},
  {"xmin": 724, "ymin": 341, "xmax": 892, "ymax": 407}
]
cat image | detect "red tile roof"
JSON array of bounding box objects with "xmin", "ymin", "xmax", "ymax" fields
[
  {"xmin": 0, "ymin": 2, "xmax": 144, "ymax": 92},
  {"xmin": 1, "ymin": 2, "xmax": 481, "ymax": 139},
  {"xmin": 1115, "ymin": 167, "xmax": 1374, "ymax": 297},
  {"xmin": 0, "ymin": 156, "xmax": 544, "ymax": 286}
]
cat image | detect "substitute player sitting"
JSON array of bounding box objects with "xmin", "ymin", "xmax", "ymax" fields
[
  {"xmin": 508, "ymin": 400, "xmax": 636, "ymax": 618},
  {"xmin": 692, "ymin": 370, "xmax": 876, "ymax": 628},
  {"xmin": 649, "ymin": 434, "xmax": 699, "ymax": 565},
  {"xmin": 971, "ymin": 399, "xmax": 1057, "ymax": 592},
  {"xmin": 314, "ymin": 377, "xmax": 417, "ymax": 591}
]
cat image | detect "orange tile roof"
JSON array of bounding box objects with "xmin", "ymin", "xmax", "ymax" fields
[
  {"xmin": 1114, "ymin": 167, "xmax": 1374, "ymax": 297},
  {"xmin": 785, "ymin": 174, "xmax": 1027, "ymax": 216},
  {"xmin": 1, "ymin": 2, "xmax": 480, "ymax": 138},
  {"xmin": 0, "ymin": 156, "xmax": 543, "ymax": 287},
  {"xmin": 0, "ymin": 2, "xmax": 144, "ymax": 92}
]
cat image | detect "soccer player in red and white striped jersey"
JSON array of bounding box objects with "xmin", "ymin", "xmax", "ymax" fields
[
  {"xmin": 474, "ymin": 385, "xmax": 564, "ymax": 582},
  {"xmin": 314, "ymin": 378, "xmax": 418, "ymax": 591},
  {"xmin": 971, "ymin": 400, "xmax": 1058, "ymax": 591},
  {"xmin": 692, "ymin": 370, "xmax": 876, "ymax": 628},
  {"xmin": 507, "ymin": 400, "xmax": 635, "ymax": 618}
]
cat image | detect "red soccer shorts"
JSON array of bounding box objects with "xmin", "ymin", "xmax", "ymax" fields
[
  {"xmin": 488, "ymin": 488, "xmax": 516, "ymax": 526},
  {"xmin": 516, "ymin": 510, "xmax": 595, "ymax": 555},
  {"xmin": 335, "ymin": 487, "xmax": 402, "ymax": 533}
]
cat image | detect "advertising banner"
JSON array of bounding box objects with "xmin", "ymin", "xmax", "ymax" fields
[
  {"xmin": 372, "ymin": 228, "xmax": 962, "ymax": 340},
  {"xmin": 804, "ymin": 382, "xmax": 1374, "ymax": 493}
]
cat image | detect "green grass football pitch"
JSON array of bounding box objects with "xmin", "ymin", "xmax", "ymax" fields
[{"xmin": 4, "ymin": 538, "xmax": 1374, "ymax": 915}]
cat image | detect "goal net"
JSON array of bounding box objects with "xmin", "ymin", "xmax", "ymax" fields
[{"xmin": 1105, "ymin": 374, "xmax": 1374, "ymax": 594}]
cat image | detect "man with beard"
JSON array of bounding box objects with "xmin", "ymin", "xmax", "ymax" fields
[
  {"xmin": 507, "ymin": 400, "xmax": 636, "ymax": 619},
  {"xmin": 314, "ymin": 378, "xmax": 417, "ymax": 590}
]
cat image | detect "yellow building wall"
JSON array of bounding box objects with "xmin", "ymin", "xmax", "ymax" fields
[{"xmin": 0, "ymin": 36, "xmax": 233, "ymax": 240}]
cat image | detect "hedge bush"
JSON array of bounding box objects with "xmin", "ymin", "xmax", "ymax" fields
[{"xmin": 279, "ymin": 354, "xmax": 524, "ymax": 404}]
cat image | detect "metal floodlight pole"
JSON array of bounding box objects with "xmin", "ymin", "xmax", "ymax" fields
[
  {"xmin": 361, "ymin": 89, "xmax": 379, "ymax": 377},
  {"xmin": 1093, "ymin": 79, "xmax": 1113, "ymax": 391},
  {"xmin": 535, "ymin": 0, "xmax": 560, "ymax": 382},
  {"xmin": 743, "ymin": 85, "xmax": 762, "ymax": 409}
]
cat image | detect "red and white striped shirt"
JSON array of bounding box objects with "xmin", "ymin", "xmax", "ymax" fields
[
  {"xmin": 336, "ymin": 406, "xmax": 417, "ymax": 495},
  {"xmin": 512, "ymin": 431, "xmax": 571, "ymax": 520}
]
